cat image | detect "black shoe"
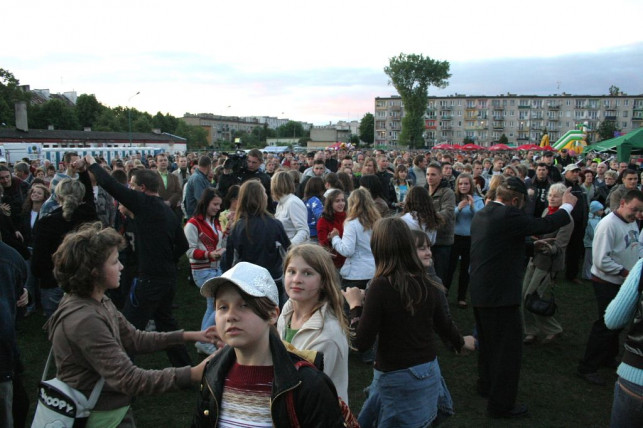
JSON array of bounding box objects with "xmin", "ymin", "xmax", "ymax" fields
[
  {"xmin": 488, "ymin": 404, "xmax": 528, "ymax": 419},
  {"xmin": 577, "ymin": 371, "xmax": 605, "ymax": 386}
]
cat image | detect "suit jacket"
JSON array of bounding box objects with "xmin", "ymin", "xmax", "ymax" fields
[
  {"xmin": 158, "ymin": 171, "xmax": 182, "ymax": 211},
  {"xmin": 469, "ymin": 201, "xmax": 571, "ymax": 307}
]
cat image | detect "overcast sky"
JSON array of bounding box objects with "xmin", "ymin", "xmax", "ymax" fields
[{"xmin": 4, "ymin": 0, "xmax": 643, "ymax": 125}]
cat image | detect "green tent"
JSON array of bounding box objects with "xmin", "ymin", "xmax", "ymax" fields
[{"xmin": 583, "ymin": 128, "xmax": 643, "ymax": 162}]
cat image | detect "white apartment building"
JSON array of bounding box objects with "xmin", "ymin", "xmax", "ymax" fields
[{"xmin": 374, "ymin": 94, "xmax": 643, "ymax": 147}]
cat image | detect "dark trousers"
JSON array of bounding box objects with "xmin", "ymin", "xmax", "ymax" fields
[
  {"xmin": 445, "ymin": 235, "xmax": 471, "ymax": 301},
  {"xmin": 578, "ymin": 280, "xmax": 622, "ymax": 374},
  {"xmin": 122, "ymin": 277, "xmax": 192, "ymax": 367},
  {"xmin": 565, "ymin": 233, "xmax": 584, "ymax": 280},
  {"xmin": 432, "ymin": 244, "xmax": 452, "ymax": 286},
  {"xmin": 474, "ymin": 306, "xmax": 523, "ymax": 413}
]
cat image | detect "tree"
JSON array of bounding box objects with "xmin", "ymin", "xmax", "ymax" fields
[
  {"xmin": 277, "ymin": 121, "xmax": 304, "ymax": 138},
  {"xmin": 29, "ymin": 98, "xmax": 80, "ymax": 130},
  {"xmin": 75, "ymin": 94, "xmax": 105, "ymax": 127},
  {"xmin": 0, "ymin": 68, "xmax": 30, "ymax": 127},
  {"xmin": 384, "ymin": 53, "xmax": 450, "ymax": 148},
  {"xmin": 499, "ymin": 134, "xmax": 509, "ymax": 145},
  {"xmin": 597, "ymin": 120, "xmax": 619, "ymax": 141},
  {"xmin": 609, "ymin": 85, "xmax": 621, "ymax": 96},
  {"xmin": 359, "ymin": 113, "xmax": 374, "ymax": 146}
]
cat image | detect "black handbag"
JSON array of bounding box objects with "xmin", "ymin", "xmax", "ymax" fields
[{"xmin": 525, "ymin": 291, "xmax": 557, "ymax": 317}]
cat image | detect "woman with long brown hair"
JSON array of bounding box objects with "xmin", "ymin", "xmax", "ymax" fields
[
  {"xmin": 344, "ymin": 217, "xmax": 475, "ymax": 427},
  {"xmin": 317, "ymin": 189, "xmax": 347, "ymax": 269},
  {"xmin": 222, "ymin": 180, "xmax": 291, "ymax": 307},
  {"xmin": 400, "ymin": 186, "xmax": 443, "ymax": 245}
]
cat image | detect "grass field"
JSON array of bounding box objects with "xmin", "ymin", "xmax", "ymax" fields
[{"xmin": 17, "ymin": 257, "xmax": 618, "ymax": 427}]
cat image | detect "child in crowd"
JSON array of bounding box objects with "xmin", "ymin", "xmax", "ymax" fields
[
  {"xmin": 343, "ymin": 217, "xmax": 475, "ymax": 427},
  {"xmin": 194, "ymin": 262, "xmax": 345, "ymax": 427},
  {"xmin": 391, "ymin": 164, "xmax": 412, "ymax": 212},
  {"xmin": 277, "ymin": 244, "xmax": 350, "ymax": 402},
  {"xmin": 582, "ymin": 200, "xmax": 604, "ymax": 279}
]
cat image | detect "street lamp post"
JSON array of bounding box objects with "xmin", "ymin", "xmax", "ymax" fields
[{"xmin": 128, "ymin": 91, "xmax": 140, "ymax": 147}]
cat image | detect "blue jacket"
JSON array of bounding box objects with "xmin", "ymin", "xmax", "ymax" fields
[
  {"xmin": 183, "ymin": 169, "xmax": 212, "ymax": 218},
  {"xmin": 305, "ymin": 196, "xmax": 323, "ymax": 237}
]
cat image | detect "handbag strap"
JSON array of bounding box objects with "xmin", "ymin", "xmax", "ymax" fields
[{"xmin": 42, "ymin": 347, "xmax": 106, "ymax": 407}]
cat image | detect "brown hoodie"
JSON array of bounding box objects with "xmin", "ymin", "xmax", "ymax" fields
[{"xmin": 44, "ymin": 294, "xmax": 192, "ymax": 411}]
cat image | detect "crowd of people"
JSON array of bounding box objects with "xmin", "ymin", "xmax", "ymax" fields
[{"xmin": 2, "ymin": 144, "xmax": 643, "ymax": 427}]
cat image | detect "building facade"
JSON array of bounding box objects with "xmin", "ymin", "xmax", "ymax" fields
[{"xmin": 375, "ymin": 94, "xmax": 643, "ymax": 147}]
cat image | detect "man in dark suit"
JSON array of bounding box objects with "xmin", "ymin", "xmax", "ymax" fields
[{"xmin": 469, "ymin": 177, "xmax": 577, "ymax": 419}]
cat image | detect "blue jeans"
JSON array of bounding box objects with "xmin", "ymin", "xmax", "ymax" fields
[
  {"xmin": 358, "ymin": 359, "xmax": 453, "ymax": 428},
  {"xmin": 192, "ymin": 268, "xmax": 221, "ymax": 332},
  {"xmin": 40, "ymin": 287, "xmax": 64, "ymax": 318},
  {"xmin": 611, "ymin": 377, "xmax": 643, "ymax": 428}
]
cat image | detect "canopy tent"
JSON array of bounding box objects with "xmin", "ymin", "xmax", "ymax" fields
[
  {"xmin": 583, "ymin": 128, "xmax": 643, "ymax": 162},
  {"xmin": 461, "ymin": 143, "xmax": 484, "ymax": 151},
  {"xmin": 488, "ymin": 144, "xmax": 514, "ymax": 151},
  {"xmin": 515, "ymin": 144, "xmax": 543, "ymax": 151}
]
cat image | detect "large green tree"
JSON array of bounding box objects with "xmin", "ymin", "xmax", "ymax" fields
[
  {"xmin": 0, "ymin": 68, "xmax": 30, "ymax": 127},
  {"xmin": 76, "ymin": 94, "xmax": 105, "ymax": 127},
  {"xmin": 384, "ymin": 53, "xmax": 450, "ymax": 148},
  {"xmin": 277, "ymin": 121, "xmax": 305, "ymax": 138},
  {"xmin": 359, "ymin": 112, "xmax": 374, "ymax": 146},
  {"xmin": 29, "ymin": 98, "xmax": 80, "ymax": 130},
  {"xmin": 597, "ymin": 120, "xmax": 619, "ymax": 141}
]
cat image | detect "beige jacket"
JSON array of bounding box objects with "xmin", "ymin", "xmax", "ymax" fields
[{"xmin": 277, "ymin": 300, "xmax": 349, "ymax": 403}]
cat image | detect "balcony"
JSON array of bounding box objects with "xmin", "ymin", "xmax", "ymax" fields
[
  {"xmin": 441, "ymin": 125, "xmax": 453, "ymax": 130},
  {"xmin": 440, "ymin": 115, "xmax": 453, "ymax": 120},
  {"xmin": 604, "ymin": 113, "xmax": 617, "ymax": 120},
  {"xmin": 548, "ymin": 104, "xmax": 561, "ymax": 110},
  {"xmin": 492, "ymin": 122, "xmax": 505, "ymax": 129},
  {"xmin": 632, "ymin": 114, "xmax": 643, "ymax": 121},
  {"xmin": 439, "ymin": 105, "xmax": 453, "ymax": 110},
  {"xmin": 518, "ymin": 104, "xmax": 531, "ymax": 109},
  {"xmin": 517, "ymin": 136, "xmax": 530, "ymax": 141}
]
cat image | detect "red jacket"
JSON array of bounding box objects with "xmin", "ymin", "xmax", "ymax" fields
[{"xmin": 317, "ymin": 211, "xmax": 347, "ymax": 269}]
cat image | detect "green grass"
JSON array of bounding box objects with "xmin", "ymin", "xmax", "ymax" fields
[{"xmin": 17, "ymin": 258, "xmax": 616, "ymax": 427}]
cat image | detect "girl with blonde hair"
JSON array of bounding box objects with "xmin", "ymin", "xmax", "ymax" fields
[{"xmin": 329, "ymin": 188, "xmax": 380, "ymax": 289}]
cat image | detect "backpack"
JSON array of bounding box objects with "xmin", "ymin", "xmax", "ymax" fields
[{"xmin": 285, "ymin": 360, "xmax": 360, "ymax": 428}]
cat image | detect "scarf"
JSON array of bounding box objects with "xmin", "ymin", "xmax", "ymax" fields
[{"xmin": 547, "ymin": 205, "xmax": 560, "ymax": 216}]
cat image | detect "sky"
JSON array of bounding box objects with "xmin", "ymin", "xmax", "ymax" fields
[{"xmin": 4, "ymin": 0, "xmax": 643, "ymax": 126}]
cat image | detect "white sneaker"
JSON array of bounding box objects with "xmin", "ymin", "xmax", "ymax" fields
[{"xmin": 195, "ymin": 342, "xmax": 217, "ymax": 355}]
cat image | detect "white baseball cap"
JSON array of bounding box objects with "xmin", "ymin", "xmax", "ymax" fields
[{"xmin": 201, "ymin": 262, "xmax": 279, "ymax": 306}]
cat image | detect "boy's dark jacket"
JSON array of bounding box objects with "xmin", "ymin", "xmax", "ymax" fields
[{"xmin": 192, "ymin": 330, "xmax": 345, "ymax": 427}]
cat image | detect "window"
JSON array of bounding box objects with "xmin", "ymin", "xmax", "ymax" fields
[
  {"xmin": 625, "ymin": 100, "xmax": 629, "ymax": 106},
  {"xmin": 623, "ymin": 122, "xmax": 628, "ymax": 128},
  {"xmin": 623, "ymin": 111, "xmax": 628, "ymax": 117}
]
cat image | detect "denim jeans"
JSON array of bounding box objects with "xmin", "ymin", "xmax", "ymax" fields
[
  {"xmin": 40, "ymin": 287, "xmax": 64, "ymax": 318},
  {"xmin": 611, "ymin": 377, "xmax": 643, "ymax": 428},
  {"xmin": 358, "ymin": 359, "xmax": 452, "ymax": 428},
  {"xmin": 192, "ymin": 268, "xmax": 221, "ymax": 332}
]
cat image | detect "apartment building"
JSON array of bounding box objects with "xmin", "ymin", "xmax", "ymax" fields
[{"xmin": 374, "ymin": 94, "xmax": 643, "ymax": 147}]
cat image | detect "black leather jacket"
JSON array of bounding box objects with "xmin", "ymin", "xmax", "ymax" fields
[{"xmin": 192, "ymin": 331, "xmax": 345, "ymax": 427}]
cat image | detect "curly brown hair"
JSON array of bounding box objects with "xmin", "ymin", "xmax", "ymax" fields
[{"xmin": 53, "ymin": 222, "xmax": 125, "ymax": 298}]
